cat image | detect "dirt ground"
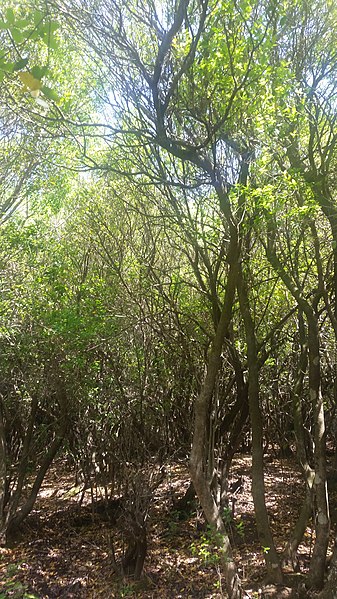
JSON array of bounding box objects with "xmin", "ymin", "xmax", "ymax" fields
[{"xmin": 0, "ymin": 454, "xmax": 333, "ymax": 598}]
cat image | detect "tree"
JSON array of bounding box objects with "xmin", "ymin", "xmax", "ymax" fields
[
  {"xmin": 49, "ymin": 0, "xmax": 290, "ymax": 592},
  {"xmin": 2, "ymin": 0, "xmax": 337, "ymax": 594}
]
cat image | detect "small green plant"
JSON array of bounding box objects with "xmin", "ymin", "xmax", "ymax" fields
[
  {"xmin": 119, "ymin": 584, "xmax": 135, "ymax": 598},
  {"xmin": 190, "ymin": 526, "xmax": 225, "ymax": 567},
  {"xmin": 117, "ymin": 578, "xmax": 152, "ymax": 598},
  {"xmin": 235, "ymin": 517, "xmax": 245, "ymax": 538},
  {"xmin": 1, "ymin": 580, "xmax": 26, "ymax": 598},
  {"xmin": 1, "ymin": 562, "xmax": 40, "ymax": 599},
  {"xmin": 5, "ymin": 563, "xmax": 20, "ymax": 576},
  {"xmin": 167, "ymin": 519, "xmax": 178, "ymax": 535},
  {"xmin": 222, "ymin": 506, "xmax": 233, "ymax": 527},
  {"xmin": 221, "ymin": 507, "xmax": 245, "ymax": 541}
]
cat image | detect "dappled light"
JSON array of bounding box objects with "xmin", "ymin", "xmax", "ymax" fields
[{"xmin": 1, "ymin": 0, "xmax": 337, "ymax": 597}]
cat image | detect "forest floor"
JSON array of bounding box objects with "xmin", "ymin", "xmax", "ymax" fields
[{"xmin": 0, "ymin": 454, "xmax": 335, "ymax": 599}]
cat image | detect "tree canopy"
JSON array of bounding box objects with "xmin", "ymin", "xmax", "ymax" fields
[{"xmin": 1, "ymin": 1, "xmax": 337, "ymax": 597}]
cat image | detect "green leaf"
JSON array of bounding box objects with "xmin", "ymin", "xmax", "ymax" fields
[
  {"xmin": 41, "ymin": 85, "xmax": 60, "ymax": 102},
  {"xmin": 33, "ymin": 9, "xmax": 45, "ymax": 25},
  {"xmin": 31, "ymin": 65, "xmax": 48, "ymax": 80},
  {"xmin": 11, "ymin": 28, "xmax": 24, "ymax": 43},
  {"xmin": 0, "ymin": 20, "xmax": 7, "ymax": 29},
  {"xmin": 39, "ymin": 21, "xmax": 60, "ymax": 35},
  {"xmin": 29, "ymin": 30, "xmax": 40, "ymax": 40},
  {"xmin": 41, "ymin": 33, "xmax": 59, "ymax": 50},
  {"xmin": 0, "ymin": 71, "xmax": 4, "ymax": 83},
  {"xmin": 5, "ymin": 8, "xmax": 15, "ymax": 26},
  {"xmin": 0, "ymin": 61, "xmax": 15, "ymax": 73},
  {"xmin": 16, "ymin": 18, "xmax": 30, "ymax": 28},
  {"xmin": 13, "ymin": 58, "xmax": 29, "ymax": 71}
]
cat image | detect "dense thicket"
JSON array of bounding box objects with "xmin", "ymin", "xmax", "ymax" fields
[{"xmin": 1, "ymin": 0, "xmax": 337, "ymax": 596}]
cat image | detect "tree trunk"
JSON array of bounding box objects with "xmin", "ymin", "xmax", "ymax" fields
[
  {"xmin": 0, "ymin": 381, "xmax": 68, "ymax": 544},
  {"xmin": 0, "ymin": 400, "xmax": 7, "ymax": 545},
  {"xmin": 121, "ymin": 523, "xmax": 147, "ymax": 580},
  {"xmin": 265, "ymin": 234, "xmax": 329, "ymax": 589},
  {"xmin": 7, "ymin": 433, "xmax": 65, "ymax": 535},
  {"xmin": 190, "ymin": 237, "xmax": 242, "ymax": 599},
  {"xmin": 283, "ymin": 482, "xmax": 314, "ymax": 571},
  {"xmin": 237, "ymin": 266, "xmax": 283, "ymax": 583},
  {"xmin": 318, "ymin": 535, "xmax": 337, "ymax": 599},
  {"xmin": 284, "ymin": 309, "xmax": 314, "ymax": 570},
  {"xmin": 219, "ymin": 380, "xmax": 249, "ymax": 508},
  {"xmin": 4, "ymin": 395, "xmax": 39, "ymax": 527},
  {"xmin": 307, "ymin": 313, "xmax": 330, "ymax": 590}
]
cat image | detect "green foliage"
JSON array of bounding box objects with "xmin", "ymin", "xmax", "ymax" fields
[
  {"xmin": 1, "ymin": 2, "xmax": 337, "ymax": 591},
  {"xmin": 0, "ymin": 2, "xmax": 60, "ymax": 98},
  {"xmin": 190, "ymin": 526, "xmax": 226, "ymax": 567},
  {"xmin": 221, "ymin": 507, "xmax": 245, "ymax": 541},
  {"xmin": 0, "ymin": 562, "xmax": 40, "ymax": 599}
]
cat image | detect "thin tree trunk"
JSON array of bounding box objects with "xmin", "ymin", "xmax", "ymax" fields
[
  {"xmin": 307, "ymin": 314, "xmax": 330, "ymax": 590},
  {"xmin": 237, "ymin": 266, "xmax": 283, "ymax": 583},
  {"xmin": 6, "ymin": 395, "xmax": 39, "ymax": 522},
  {"xmin": 318, "ymin": 534, "xmax": 337, "ymax": 599},
  {"xmin": 0, "ymin": 399, "xmax": 7, "ymax": 545},
  {"xmin": 190, "ymin": 237, "xmax": 242, "ymax": 599},
  {"xmin": 0, "ymin": 394, "xmax": 39, "ymax": 543},
  {"xmin": 265, "ymin": 244, "xmax": 329, "ymax": 589},
  {"xmin": 1, "ymin": 381, "xmax": 68, "ymax": 543},
  {"xmin": 8, "ymin": 433, "xmax": 65, "ymax": 533},
  {"xmin": 283, "ymin": 309, "xmax": 314, "ymax": 569},
  {"xmin": 219, "ymin": 381, "xmax": 249, "ymax": 508},
  {"xmin": 283, "ymin": 483, "xmax": 314, "ymax": 570},
  {"xmin": 285, "ymin": 82, "xmax": 337, "ymax": 594}
]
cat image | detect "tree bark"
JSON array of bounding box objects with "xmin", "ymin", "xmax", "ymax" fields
[
  {"xmin": 318, "ymin": 535, "xmax": 337, "ymax": 599},
  {"xmin": 307, "ymin": 313, "xmax": 330, "ymax": 590},
  {"xmin": 0, "ymin": 399, "xmax": 7, "ymax": 545},
  {"xmin": 190, "ymin": 234, "xmax": 242, "ymax": 599},
  {"xmin": 7, "ymin": 432, "xmax": 65, "ymax": 534},
  {"xmin": 0, "ymin": 381, "xmax": 68, "ymax": 543},
  {"xmin": 237, "ymin": 266, "xmax": 283, "ymax": 583},
  {"xmin": 265, "ymin": 244, "xmax": 329, "ymax": 589},
  {"xmin": 283, "ymin": 309, "xmax": 314, "ymax": 569}
]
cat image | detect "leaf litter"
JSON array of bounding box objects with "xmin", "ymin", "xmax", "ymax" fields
[{"xmin": 0, "ymin": 454, "xmax": 334, "ymax": 598}]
